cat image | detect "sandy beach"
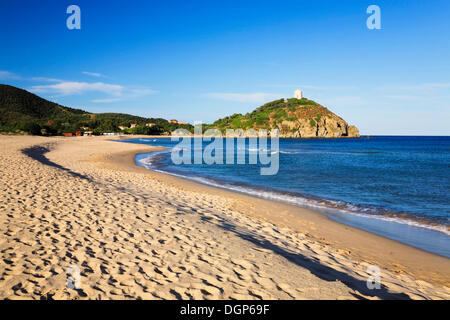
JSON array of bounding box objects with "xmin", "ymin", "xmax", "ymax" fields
[{"xmin": 0, "ymin": 135, "xmax": 449, "ymax": 300}]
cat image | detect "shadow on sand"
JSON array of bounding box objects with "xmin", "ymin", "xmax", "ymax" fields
[
  {"xmin": 23, "ymin": 144, "xmax": 411, "ymax": 300},
  {"xmin": 22, "ymin": 145, "xmax": 92, "ymax": 182},
  {"xmin": 213, "ymin": 218, "xmax": 411, "ymax": 300}
]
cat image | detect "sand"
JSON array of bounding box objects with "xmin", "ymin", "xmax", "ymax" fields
[{"xmin": 0, "ymin": 135, "xmax": 449, "ymax": 300}]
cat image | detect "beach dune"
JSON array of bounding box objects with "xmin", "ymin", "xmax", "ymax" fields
[{"xmin": 0, "ymin": 135, "xmax": 448, "ymax": 300}]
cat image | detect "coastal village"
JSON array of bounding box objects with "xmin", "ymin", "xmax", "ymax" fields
[{"xmin": 61, "ymin": 119, "xmax": 189, "ymax": 137}]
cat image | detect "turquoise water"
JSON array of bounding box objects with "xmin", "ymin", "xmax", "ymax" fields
[{"xmin": 121, "ymin": 136, "xmax": 450, "ymax": 257}]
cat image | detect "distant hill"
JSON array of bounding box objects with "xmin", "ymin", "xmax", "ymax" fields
[
  {"xmin": 0, "ymin": 84, "xmax": 192, "ymax": 135},
  {"xmin": 0, "ymin": 84, "xmax": 87, "ymax": 122},
  {"xmin": 209, "ymin": 98, "xmax": 359, "ymax": 138},
  {"xmin": 0, "ymin": 84, "xmax": 359, "ymax": 138}
]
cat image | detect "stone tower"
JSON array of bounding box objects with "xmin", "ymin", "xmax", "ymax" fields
[{"xmin": 294, "ymin": 89, "xmax": 303, "ymax": 99}]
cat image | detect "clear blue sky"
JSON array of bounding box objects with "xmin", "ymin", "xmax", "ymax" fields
[{"xmin": 1, "ymin": 0, "xmax": 449, "ymax": 135}]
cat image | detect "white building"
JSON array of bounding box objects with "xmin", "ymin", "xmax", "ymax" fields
[{"xmin": 294, "ymin": 89, "xmax": 303, "ymax": 99}]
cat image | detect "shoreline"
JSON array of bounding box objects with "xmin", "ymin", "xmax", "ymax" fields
[
  {"xmin": 115, "ymin": 147, "xmax": 450, "ymax": 287},
  {"xmin": 125, "ymin": 136, "xmax": 449, "ymax": 239},
  {"xmin": 135, "ymin": 149, "xmax": 450, "ymax": 242},
  {"xmin": 110, "ymin": 142, "xmax": 450, "ymax": 287},
  {"xmin": 1, "ymin": 135, "xmax": 449, "ymax": 299}
]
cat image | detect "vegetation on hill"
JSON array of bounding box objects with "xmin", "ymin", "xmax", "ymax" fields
[
  {"xmin": 205, "ymin": 97, "xmax": 359, "ymax": 138},
  {"xmin": 0, "ymin": 84, "xmax": 192, "ymax": 135},
  {"xmin": 0, "ymin": 84, "xmax": 358, "ymax": 138},
  {"xmin": 207, "ymin": 98, "xmax": 332, "ymax": 131}
]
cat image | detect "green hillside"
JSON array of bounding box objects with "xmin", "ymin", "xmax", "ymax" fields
[
  {"xmin": 209, "ymin": 98, "xmax": 325, "ymax": 130},
  {"xmin": 207, "ymin": 98, "xmax": 359, "ymax": 138},
  {"xmin": 0, "ymin": 84, "xmax": 192, "ymax": 135},
  {"xmin": 0, "ymin": 84, "xmax": 358, "ymax": 138}
]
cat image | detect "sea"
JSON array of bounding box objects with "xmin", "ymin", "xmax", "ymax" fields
[{"xmin": 120, "ymin": 136, "xmax": 450, "ymax": 258}]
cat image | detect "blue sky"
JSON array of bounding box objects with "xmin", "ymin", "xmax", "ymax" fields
[{"xmin": 1, "ymin": 0, "xmax": 449, "ymax": 135}]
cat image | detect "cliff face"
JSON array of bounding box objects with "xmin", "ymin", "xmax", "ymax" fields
[
  {"xmin": 274, "ymin": 105, "xmax": 360, "ymax": 138},
  {"xmin": 211, "ymin": 98, "xmax": 360, "ymax": 138}
]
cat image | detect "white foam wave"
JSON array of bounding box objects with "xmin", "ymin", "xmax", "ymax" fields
[{"xmin": 136, "ymin": 150, "xmax": 450, "ymax": 236}]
